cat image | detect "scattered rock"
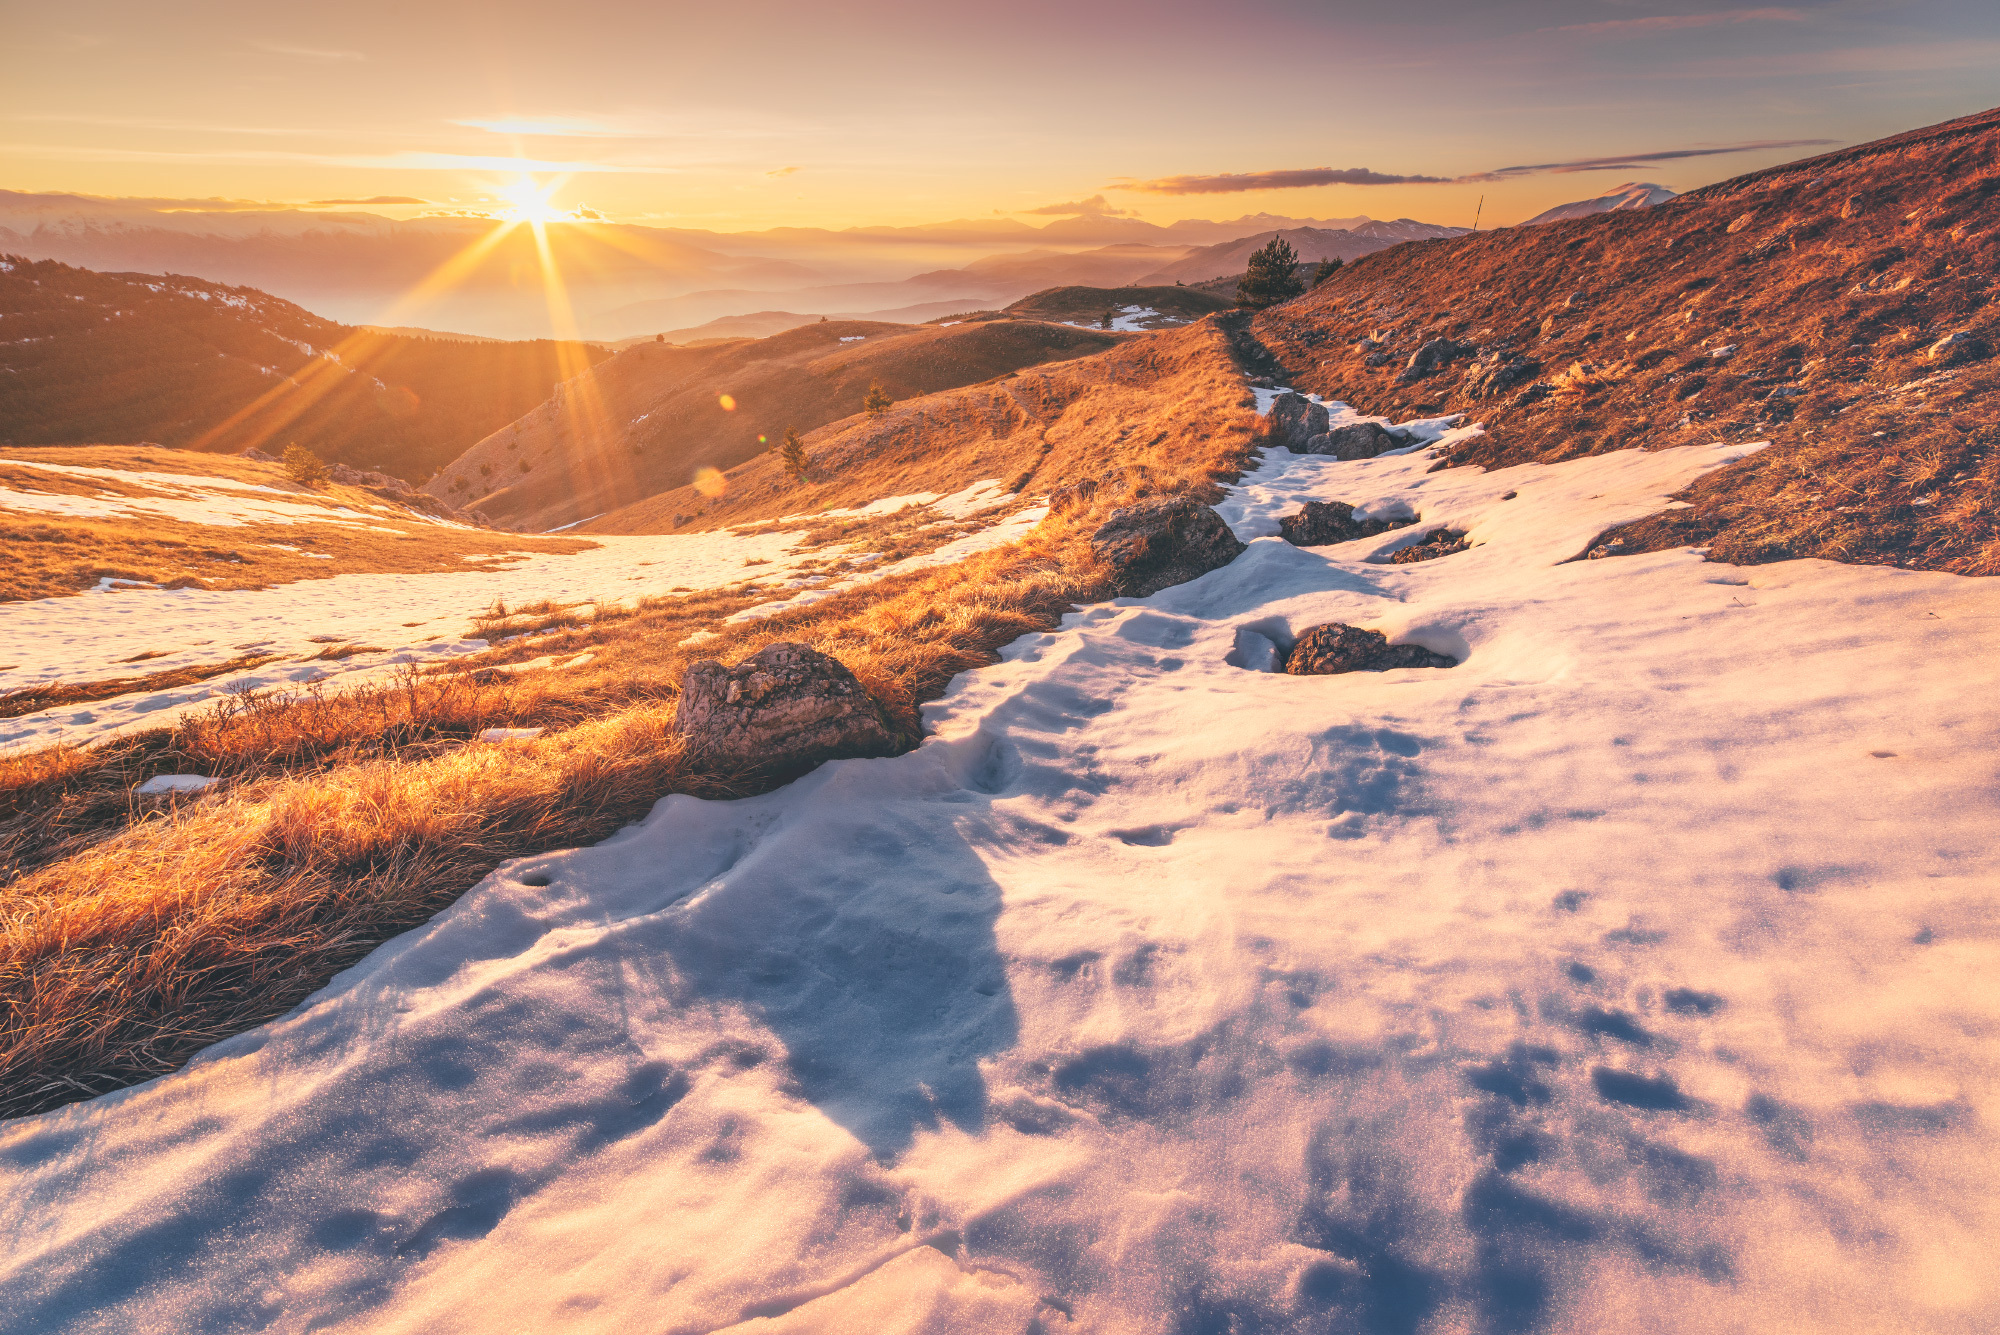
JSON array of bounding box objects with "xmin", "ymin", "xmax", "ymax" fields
[
  {"xmin": 1927, "ymin": 331, "xmax": 1978, "ymax": 362},
  {"xmin": 1510, "ymin": 382, "xmax": 1554, "ymax": 407},
  {"xmin": 1585, "ymin": 538, "xmax": 1629, "ymax": 560},
  {"xmin": 1364, "ymin": 352, "xmax": 1392, "ymax": 367},
  {"xmin": 1726, "ymin": 212, "xmax": 1756, "ymax": 234},
  {"xmin": 237, "ymin": 448, "xmax": 279, "ymax": 463},
  {"xmin": 1396, "ymin": 338, "xmax": 1475, "ymax": 384},
  {"xmin": 1268, "ymin": 393, "xmax": 1331, "ymax": 450},
  {"xmin": 1277, "ymin": 499, "xmax": 1412, "ymax": 546},
  {"xmin": 1382, "ymin": 528, "xmax": 1471, "ymax": 564},
  {"xmin": 674, "ymin": 641, "xmax": 896, "ymax": 774},
  {"xmin": 1090, "ymin": 497, "xmax": 1247, "ymax": 597},
  {"xmin": 1283, "ymin": 623, "xmax": 1458, "ymax": 675},
  {"xmin": 1355, "ymin": 338, "xmax": 1382, "ymax": 352},
  {"xmin": 1464, "ymin": 352, "xmax": 1542, "ymax": 399}
]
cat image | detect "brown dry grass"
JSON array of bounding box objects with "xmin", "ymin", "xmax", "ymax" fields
[
  {"xmin": 1, "ymin": 445, "xmax": 593, "ymax": 601},
  {"xmin": 0, "ymin": 319, "xmax": 1258, "ymax": 1119}
]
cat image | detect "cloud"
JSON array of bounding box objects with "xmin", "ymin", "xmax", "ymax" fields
[
  {"xmin": 1468, "ymin": 139, "xmax": 1838, "ymax": 180},
  {"xmin": 1024, "ymin": 194, "xmax": 1133, "ymax": 217},
  {"xmin": 1117, "ymin": 167, "xmax": 1454, "ymax": 195},
  {"xmin": 455, "ymin": 116, "xmax": 622, "ymax": 138},
  {"xmin": 1549, "ymin": 7, "xmax": 1806, "ymax": 36},
  {"xmin": 248, "ymin": 38, "xmax": 365, "ymax": 63},
  {"xmin": 767, "ymin": 166, "xmax": 800, "ymax": 177},
  {"xmin": 0, "ymin": 143, "xmax": 674, "ymax": 174},
  {"xmin": 308, "ymin": 195, "xmax": 428, "ymax": 206},
  {"xmin": 1115, "ymin": 140, "xmax": 1839, "ymax": 194}
]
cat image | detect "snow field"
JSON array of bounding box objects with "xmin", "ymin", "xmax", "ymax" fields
[
  {"xmin": 0, "ymin": 457, "xmax": 452, "ymax": 531},
  {"xmin": 3, "ymin": 428, "xmax": 1998, "ymax": 1332}
]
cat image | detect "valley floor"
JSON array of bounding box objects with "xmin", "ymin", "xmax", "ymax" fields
[{"xmin": 3, "ymin": 409, "xmax": 1996, "ymax": 1332}]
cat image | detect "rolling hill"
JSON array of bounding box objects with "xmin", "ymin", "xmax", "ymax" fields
[
  {"xmin": 0, "ymin": 257, "xmax": 609, "ymax": 483},
  {"xmin": 427, "ymin": 317, "xmax": 1124, "ymax": 531},
  {"xmin": 1138, "ymin": 221, "xmax": 1469, "ymax": 285}
]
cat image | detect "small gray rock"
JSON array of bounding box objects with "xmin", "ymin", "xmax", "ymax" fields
[
  {"xmin": 1091, "ymin": 497, "xmax": 1247, "ymax": 598},
  {"xmin": 1268, "ymin": 393, "xmax": 1331, "ymax": 450},
  {"xmin": 1928, "ymin": 331, "xmax": 1978, "ymax": 362},
  {"xmin": 1463, "ymin": 353, "xmax": 1541, "ymax": 399},
  {"xmin": 675, "ymin": 641, "xmax": 896, "ymax": 774}
]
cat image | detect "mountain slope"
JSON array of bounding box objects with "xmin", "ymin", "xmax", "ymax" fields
[
  {"xmin": 1520, "ymin": 181, "xmax": 1678, "ymax": 226},
  {"xmin": 0, "ymin": 257, "xmax": 609, "ymax": 482},
  {"xmin": 429, "ymin": 318, "xmax": 1125, "ymax": 531},
  {"xmin": 1252, "ymin": 103, "xmax": 2000, "ymax": 574}
]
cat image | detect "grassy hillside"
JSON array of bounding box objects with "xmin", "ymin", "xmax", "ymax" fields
[
  {"xmin": 428, "ymin": 317, "xmax": 1124, "ymax": 532},
  {"xmin": 1255, "ymin": 103, "xmax": 2000, "ymax": 574},
  {"xmin": 0, "ymin": 257, "xmax": 609, "ymax": 483},
  {"xmin": 999, "ymin": 285, "xmax": 1236, "ymax": 325}
]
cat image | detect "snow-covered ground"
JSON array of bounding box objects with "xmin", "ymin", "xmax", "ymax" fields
[
  {"xmin": 5, "ymin": 430, "xmax": 1998, "ymax": 1332},
  {"xmin": 0, "ymin": 457, "xmax": 460, "ymax": 530},
  {"xmin": 0, "ymin": 479, "xmax": 1040, "ymax": 753}
]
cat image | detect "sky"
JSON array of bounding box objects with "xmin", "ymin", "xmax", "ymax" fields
[{"xmin": 5, "ymin": 0, "xmax": 2000, "ymax": 231}]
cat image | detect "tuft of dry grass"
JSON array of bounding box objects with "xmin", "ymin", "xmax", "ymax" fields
[{"xmin": 0, "ymin": 323, "xmax": 1259, "ymax": 1118}]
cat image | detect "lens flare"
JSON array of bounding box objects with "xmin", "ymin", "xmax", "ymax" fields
[
  {"xmin": 693, "ymin": 466, "xmax": 727, "ymax": 497},
  {"xmin": 718, "ymin": 394, "xmax": 737, "ymax": 411}
]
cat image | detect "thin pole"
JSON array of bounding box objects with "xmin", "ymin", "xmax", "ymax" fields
[{"xmin": 1473, "ymin": 195, "xmax": 1484, "ymax": 232}]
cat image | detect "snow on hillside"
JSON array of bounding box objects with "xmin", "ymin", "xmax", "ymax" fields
[
  {"xmin": 0, "ymin": 457, "xmax": 462, "ymax": 530},
  {"xmin": 0, "ymin": 479, "xmax": 1031, "ymax": 753},
  {"xmin": 4, "ymin": 421, "xmax": 1996, "ymax": 1332}
]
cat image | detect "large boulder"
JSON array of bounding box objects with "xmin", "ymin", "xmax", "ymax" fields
[
  {"xmin": 674, "ymin": 642, "xmax": 896, "ymax": 774},
  {"xmin": 1268, "ymin": 393, "xmax": 1330, "ymax": 451},
  {"xmin": 1284, "ymin": 624, "xmax": 1458, "ymax": 675},
  {"xmin": 1090, "ymin": 497, "xmax": 1246, "ymax": 598},
  {"xmin": 1396, "ymin": 338, "xmax": 1475, "ymax": 385},
  {"xmin": 1302, "ymin": 421, "xmax": 1406, "ymax": 460},
  {"xmin": 1277, "ymin": 500, "xmax": 1412, "ymax": 547}
]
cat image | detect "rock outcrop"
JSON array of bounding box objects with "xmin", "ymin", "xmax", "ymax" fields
[
  {"xmin": 1396, "ymin": 338, "xmax": 1475, "ymax": 385},
  {"xmin": 1283, "ymin": 624, "xmax": 1459, "ymax": 675},
  {"xmin": 1090, "ymin": 497, "xmax": 1247, "ymax": 598},
  {"xmin": 1277, "ymin": 500, "xmax": 1412, "ymax": 547},
  {"xmin": 1301, "ymin": 421, "xmax": 1406, "ymax": 460},
  {"xmin": 1267, "ymin": 393, "xmax": 1330, "ymax": 450},
  {"xmin": 674, "ymin": 642, "xmax": 896, "ymax": 774}
]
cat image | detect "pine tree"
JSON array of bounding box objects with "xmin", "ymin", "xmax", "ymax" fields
[
  {"xmin": 1237, "ymin": 236, "xmax": 1307, "ymax": 309},
  {"xmin": 1100, "ymin": 309, "xmax": 1114, "ymax": 329},
  {"xmin": 1312, "ymin": 257, "xmax": 1344, "ymax": 286},
  {"xmin": 862, "ymin": 382, "xmax": 892, "ymax": 415},
  {"xmin": 282, "ymin": 443, "xmax": 328, "ymax": 488},
  {"xmin": 780, "ymin": 425, "xmax": 810, "ymax": 481}
]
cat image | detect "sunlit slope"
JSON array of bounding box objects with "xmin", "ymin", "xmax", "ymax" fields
[
  {"xmin": 1256, "ymin": 102, "xmax": 2000, "ymax": 574},
  {"xmin": 432, "ymin": 318, "xmax": 1123, "ymax": 533},
  {"xmin": 587, "ymin": 314, "xmax": 1257, "ymax": 534},
  {"xmin": 0, "ymin": 257, "xmax": 609, "ymax": 483}
]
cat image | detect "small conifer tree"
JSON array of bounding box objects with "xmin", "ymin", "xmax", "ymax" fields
[
  {"xmin": 780, "ymin": 425, "xmax": 810, "ymax": 481},
  {"xmin": 1312, "ymin": 257, "xmax": 1344, "ymax": 286},
  {"xmin": 862, "ymin": 382, "xmax": 892, "ymax": 415},
  {"xmin": 1237, "ymin": 236, "xmax": 1307, "ymax": 309},
  {"xmin": 1100, "ymin": 309, "xmax": 1114, "ymax": 329},
  {"xmin": 282, "ymin": 443, "xmax": 328, "ymax": 488}
]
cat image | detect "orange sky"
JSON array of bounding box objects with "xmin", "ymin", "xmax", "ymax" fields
[{"xmin": 6, "ymin": 1, "xmax": 1999, "ymax": 231}]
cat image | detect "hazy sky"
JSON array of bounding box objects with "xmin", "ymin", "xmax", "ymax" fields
[{"xmin": 5, "ymin": 0, "xmax": 1998, "ymax": 230}]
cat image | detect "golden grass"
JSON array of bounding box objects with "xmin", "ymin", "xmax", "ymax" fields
[
  {"xmin": 0, "ymin": 445, "xmax": 593, "ymax": 601},
  {"xmin": 0, "ymin": 321, "xmax": 1259, "ymax": 1118}
]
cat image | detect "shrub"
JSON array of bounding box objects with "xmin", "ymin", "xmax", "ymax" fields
[
  {"xmin": 281, "ymin": 444, "xmax": 328, "ymax": 488},
  {"xmin": 863, "ymin": 382, "xmax": 892, "ymax": 415},
  {"xmin": 1313, "ymin": 257, "xmax": 1344, "ymax": 286},
  {"xmin": 1101, "ymin": 310, "xmax": 1114, "ymax": 329},
  {"xmin": 1238, "ymin": 236, "xmax": 1307, "ymax": 309}
]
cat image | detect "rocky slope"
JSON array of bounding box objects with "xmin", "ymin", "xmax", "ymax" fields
[{"xmin": 1252, "ymin": 104, "xmax": 2000, "ymax": 574}]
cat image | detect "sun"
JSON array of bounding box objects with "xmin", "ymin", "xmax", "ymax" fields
[{"xmin": 495, "ymin": 175, "xmax": 570, "ymax": 224}]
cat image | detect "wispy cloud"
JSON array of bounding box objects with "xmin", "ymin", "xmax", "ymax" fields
[
  {"xmin": 1118, "ymin": 167, "xmax": 1453, "ymax": 195},
  {"xmin": 1548, "ymin": 7, "xmax": 1806, "ymax": 36},
  {"xmin": 248, "ymin": 38, "xmax": 366, "ymax": 63},
  {"xmin": 1116, "ymin": 139, "xmax": 1837, "ymax": 194},
  {"xmin": 454, "ymin": 116, "xmax": 622, "ymax": 137},
  {"xmin": 308, "ymin": 196, "xmax": 429, "ymax": 206},
  {"xmin": 0, "ymin": 143, "xmax": 674, "ymax": 174},
  {"xmin": 767, "ymin": 165, "xmax": 801, "ymax": 177},
  {"xmin": 1023, "ymin": 194, "xmax": 1132, "ymax": 217}
]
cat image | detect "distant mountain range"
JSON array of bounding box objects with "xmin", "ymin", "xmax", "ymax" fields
[
  {"xmin": 0, "ymin": 192, "xmax": 1463, "ymax": 341},
  {"xmin": 1520, "ymin": 182, "xmax": 1679, "ymax": 226}
]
